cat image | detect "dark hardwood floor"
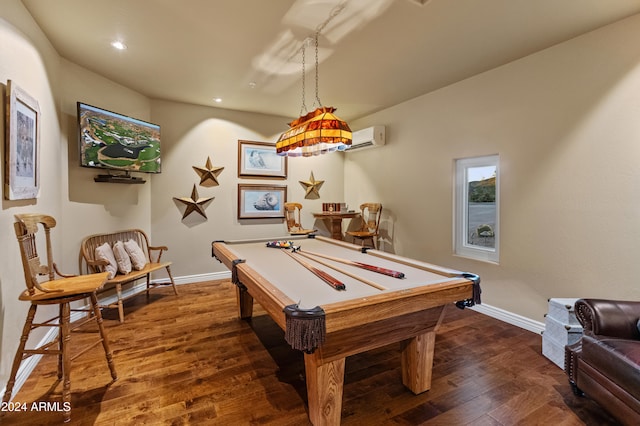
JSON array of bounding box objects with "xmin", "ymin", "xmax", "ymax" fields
[{"xmin": 3, "ymin": 281, "xmax": 618, "ymax": 425}]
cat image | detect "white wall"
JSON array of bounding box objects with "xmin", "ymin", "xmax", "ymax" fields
[{"xmin": 346, "ymin": 13, "xmax": 640, "ymax": 322}]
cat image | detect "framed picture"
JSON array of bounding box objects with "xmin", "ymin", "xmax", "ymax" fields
[
  {"xmin": 4, "ymin": 80, "xmax": 40, "ymax": 200},
  {"xmin": 238, "ymin": 184, "xmax": 287, "ymax": 219},
  {"xmin": 238, "ymin": 140, "xmax": 287, "ymax": 179}
]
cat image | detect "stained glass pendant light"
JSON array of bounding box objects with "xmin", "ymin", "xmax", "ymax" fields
[{"xmin": 276, "ymin": 33, "xmax": 351, "ymax": 157}]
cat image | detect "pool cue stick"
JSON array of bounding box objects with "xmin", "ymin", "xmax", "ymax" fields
[
  {"xmin": 293, "ymin": 249, "xmax": 388, "ymax": 291},
  {"xmin": 281, "ymin": 248, "xmax": 346, "ymax": 290},
  {"xmin": 299, "ymin": 249, "xmax": 405, "ymax": 279},
  {"xmin": 366, "ymin": 251, "xmax": 460, "ymax": 277}
]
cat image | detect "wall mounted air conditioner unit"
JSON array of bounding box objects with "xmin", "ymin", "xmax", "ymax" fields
[{"xmin": 346, "ymin": 125, "xmax": 385, "ymax": 152}]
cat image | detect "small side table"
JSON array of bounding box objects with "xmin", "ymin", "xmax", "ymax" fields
[{"xmin": 312, "ymin": 211, "xmax": 359, "ymax": 240}]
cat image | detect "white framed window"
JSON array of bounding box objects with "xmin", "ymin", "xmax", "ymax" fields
[{"xmin": 454, "ymin": 154, "xmax": 499, "ymax": 263}]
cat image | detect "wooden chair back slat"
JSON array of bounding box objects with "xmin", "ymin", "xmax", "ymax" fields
[
  {"xmin": 14, "ymin": 214, "xmax": 58, "ymax": 295},
  {"xmin": 359, "ymin": 203, "xmax": 382, "ymax": 233},
  {"xmin": 283, "ymin": 202, "xmax": 315, "ymax": 235},
  {"xmin": 284, "ymin": 202, "xmax": 303, "ymax": 231},
  {"xmin": 346, "ymin": 203, "xmax": 383, "ymax": 249}
]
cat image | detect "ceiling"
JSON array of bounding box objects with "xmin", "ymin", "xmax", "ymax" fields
[{"xmin": 21, "ymin": 0, "xmax": 640, "ymax": 122}]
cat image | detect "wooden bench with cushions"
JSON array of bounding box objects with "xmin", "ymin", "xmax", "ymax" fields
[{"xmin": 80, "ymin": 229, "xmax": 178, "ymax": 322}]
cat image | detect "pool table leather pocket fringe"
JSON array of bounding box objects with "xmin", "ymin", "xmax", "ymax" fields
[{"xmin": 283, "ymin": 304, "xmax": 326, "ymax": 353}]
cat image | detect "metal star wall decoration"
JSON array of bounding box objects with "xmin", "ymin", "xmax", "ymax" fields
[
  {"xmin": 299, "ymin": 171, "xmax": 324, "ymax": 200},
  {"xmin": 193, "ymin": 156, "xmax": 224, "ymax": 187},
  {"xmin": 173, "ymin": 184, "xmax": 215, "ymax": 219}
]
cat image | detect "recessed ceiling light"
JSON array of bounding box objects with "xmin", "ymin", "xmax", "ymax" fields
[
  {"xmin": 111, "ymin": 41, "xmax": 127, "ymax": 50},
  {"xmin": 213, "ymin": 97, "xmax": 222, "ymax": 103}
]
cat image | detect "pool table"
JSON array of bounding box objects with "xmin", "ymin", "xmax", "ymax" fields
[{"xmin": 212, "ymin": 235, "xmax": 480, "ymax": 425}]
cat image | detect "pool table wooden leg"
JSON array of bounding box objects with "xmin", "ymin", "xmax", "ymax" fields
[
  {"xmin": 304, "ymin": 352, "xmax": 345, "ymax": 426},
  {"xmin": 400, "ymin": 330, "xmax": 436, "ymax": 394},
  {"xmin": 236, "ymin": 286, "xmax": 254, "ymax": 319}
]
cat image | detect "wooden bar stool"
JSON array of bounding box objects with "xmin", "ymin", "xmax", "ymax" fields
[{"xmin": 1, "ymin": 214, "xmax": 117, "ymax": 423}]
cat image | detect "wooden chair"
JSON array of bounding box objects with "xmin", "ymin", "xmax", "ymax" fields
[
  {"xmin": 1, "ymin": 214, "xmax": 117, "ymax": 423},
  {"xmin": 346, "ymin": 203, "xmax": 383, "ymax": 249},
  {"xmin": 284, "ymin": 202, "xmax": 316, "ymax": 235}
]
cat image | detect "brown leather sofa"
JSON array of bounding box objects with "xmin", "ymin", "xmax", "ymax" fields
[{"xmin": 565, "ymin": 299, "xmax": 640, "ymax": 425}]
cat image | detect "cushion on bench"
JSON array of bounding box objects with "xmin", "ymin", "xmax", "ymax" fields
[
  {"xmin": 124, "ymin": 238, "xmax": 146, "ymax": 270},
  {"xmin": 112, "ymin": 240, "xmax": 132, "ymax": 274},
  {"xmin": 95, "ymin": 242, "xmax": 118, "ymax": 279}
]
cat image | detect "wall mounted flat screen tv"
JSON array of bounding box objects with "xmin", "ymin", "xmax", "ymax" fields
[{"xmin": 78, "ymin": 102, "xmax": 161, "ymax": 174}]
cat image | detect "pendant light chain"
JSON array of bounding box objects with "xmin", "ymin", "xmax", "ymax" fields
[
  {"xmin": 289, "ymin": 0, "xmax": 347, "ymax": 112},
  {"xmin": 312, "ymin": 1, "xmax": 347, "ymax": 109},
  {"xmin": 299, "ymin": 41, "xmax": 308, "ymax": 116},
  {"xmin": 313, "ymin": 32, "xmax": 321, "ymax": 108},
  {"xmin": 314, "ymin": 1, "xmax": 347, "ymax": 36}
]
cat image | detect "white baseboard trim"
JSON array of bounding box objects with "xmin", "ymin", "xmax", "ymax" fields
[
  {"xmin": 3, "ymin": 272, "xmax": 543, "ymax": 400},
  {"xmin": 470, "ymin": 303, "xmax": 545, "ymax": 335},
  {"xmin": 156, "ymin": 271, "xmax": 231, "ymax": 286}
]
